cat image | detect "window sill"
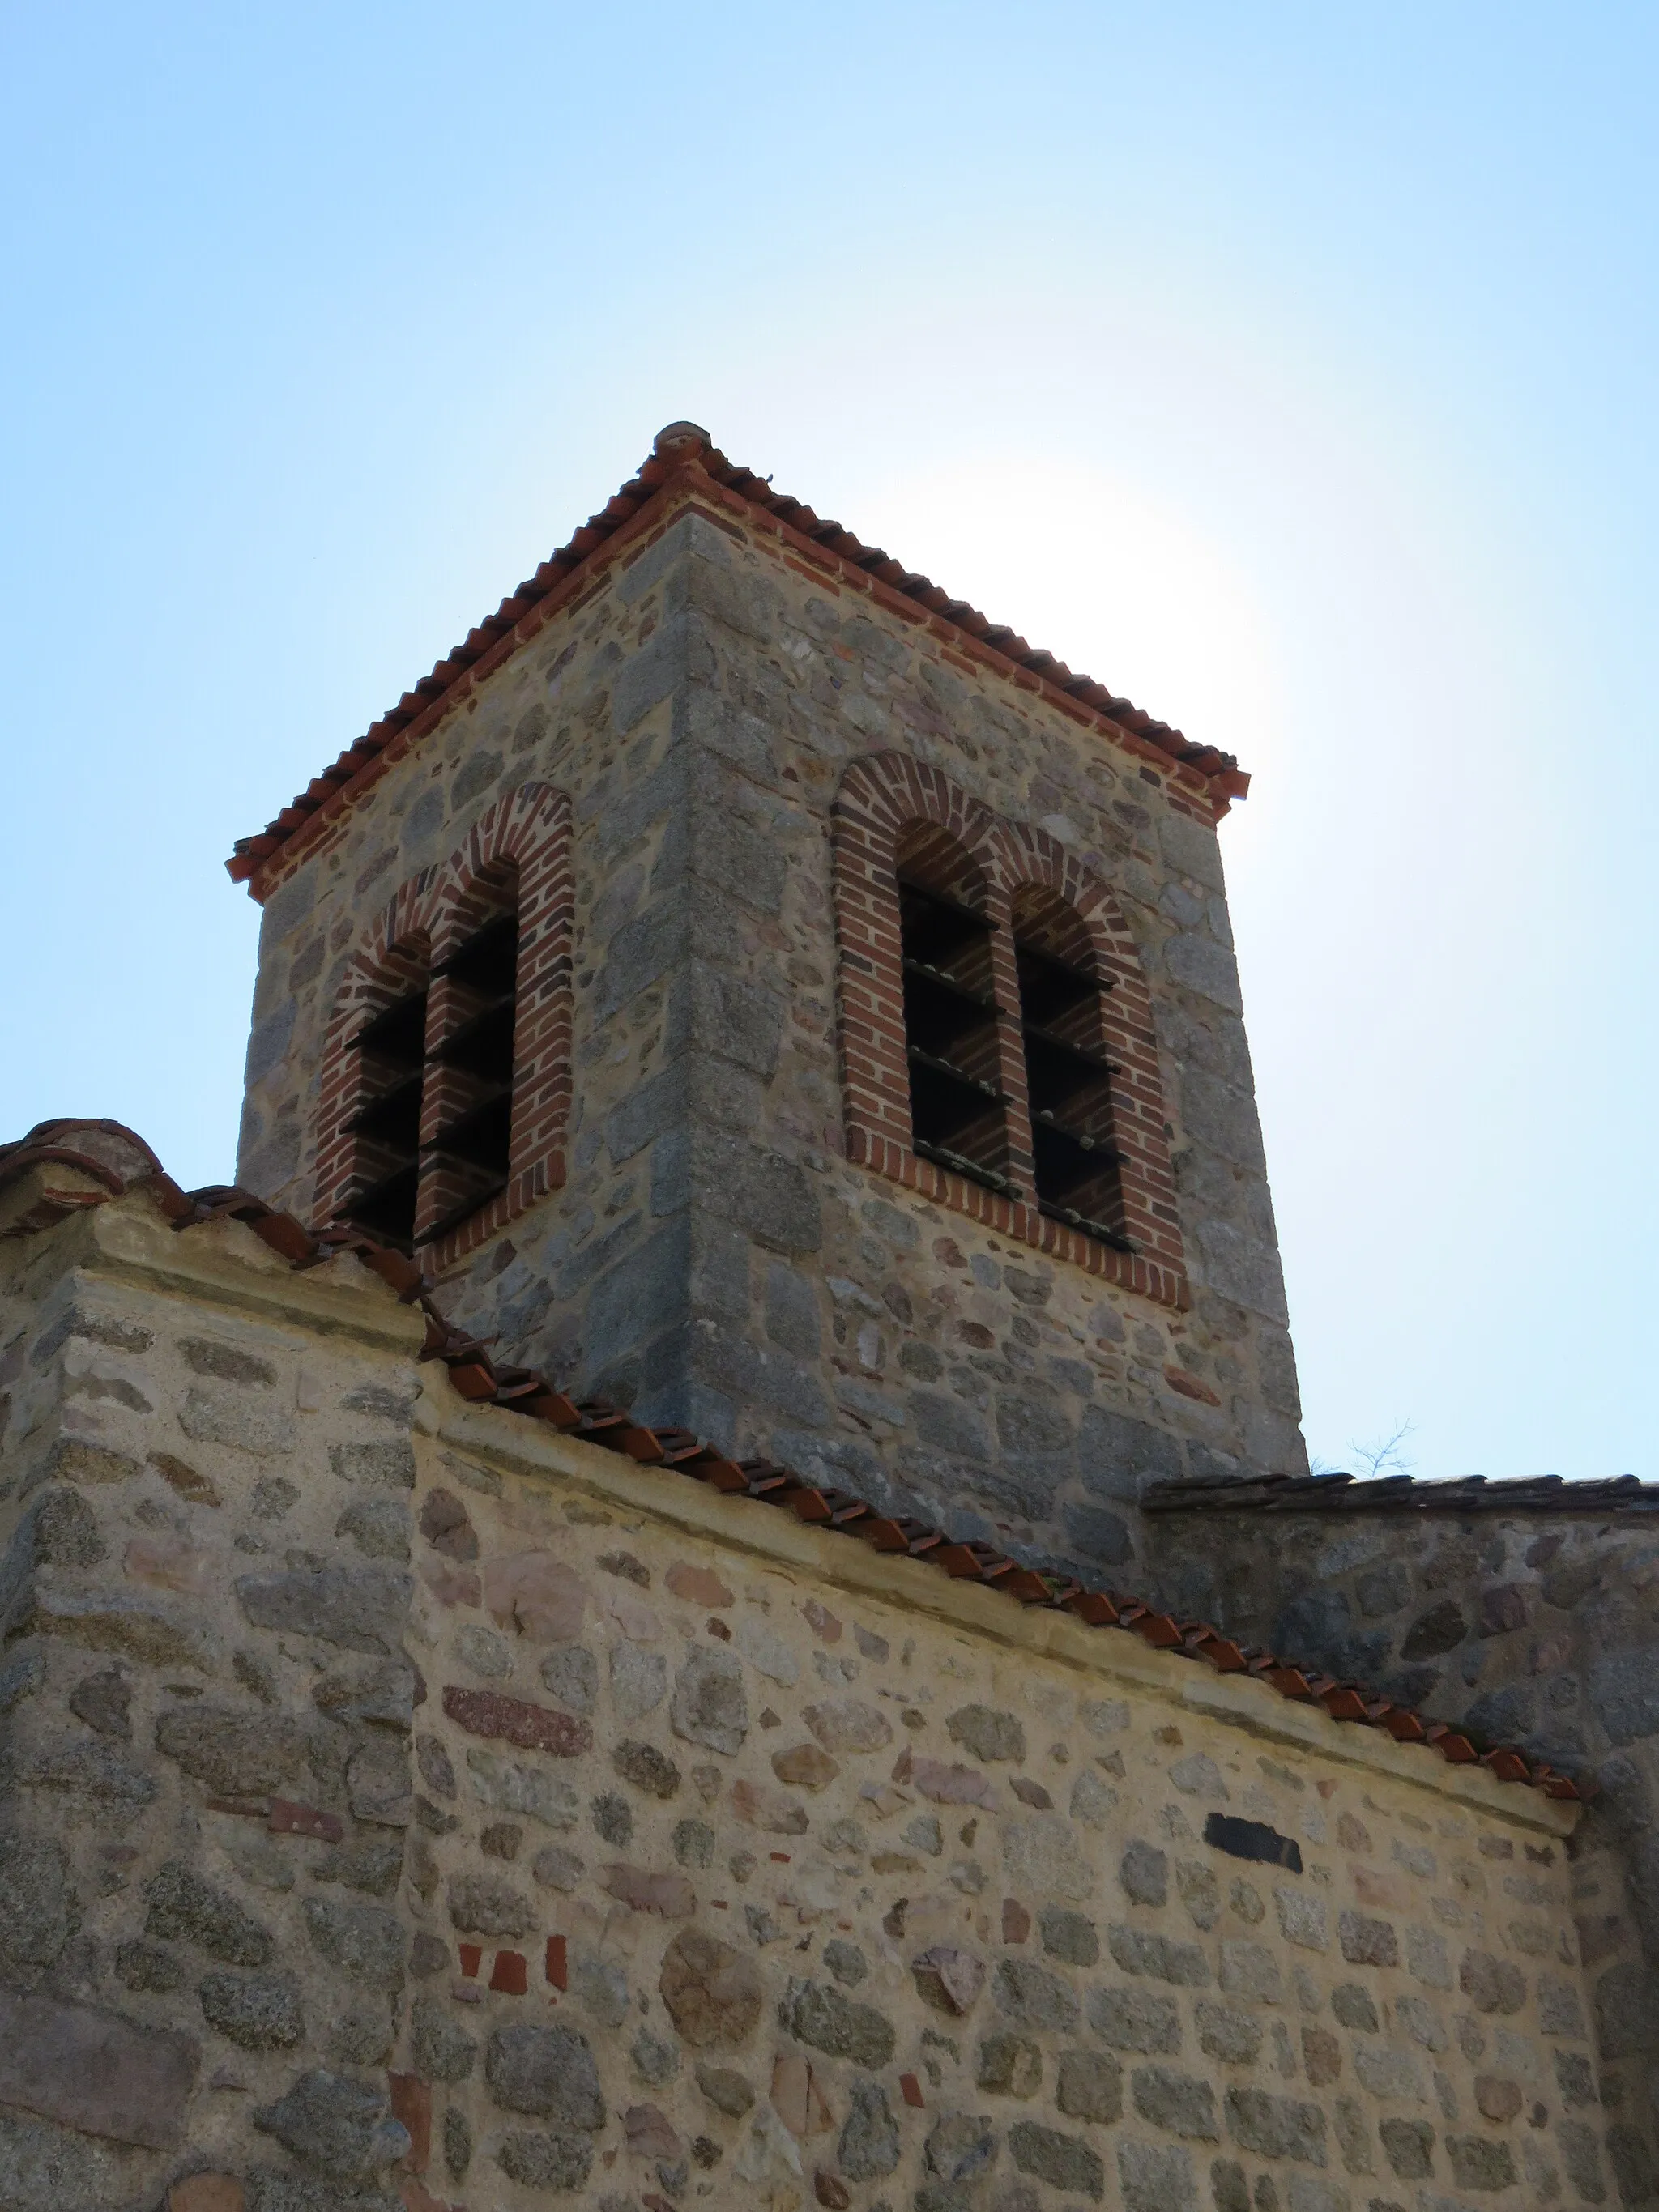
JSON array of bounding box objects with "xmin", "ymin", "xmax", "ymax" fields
[
  {"xmin": 420, "ymin": 1155, "xmax": 562, "ymax": 1278},
  {"xmin": 845, "ymin": 1123, "xmax": 1190, "ymax": 1311}
]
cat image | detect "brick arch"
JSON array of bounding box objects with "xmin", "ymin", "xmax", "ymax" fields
[
  {"xmin": 426, "ymin": 781, "xmax": 571, "ymax": 959},
  {"xmin": 313, "ymin": 782, "xmax": 573, "ymax": 1269},
  {"xmin": 893, "ymin": 816, "xmax": 996, "ymax": 914},
  {"xmin": 992, "ymin": 818, "xmax": 1184, "ymax": 1285},
  {"xmin": 988, "ymin": 814, "xmax": 1145, "ymax": 970},
  {"xmin": 832, "ymin": 750, "xmax": 1188, "ymax": 1308},
  {"xmin": 832, "ymin": 752, "xmax": 1012, "ymax": 1166},
  {"xmin": 335, "ymin": 868, "xmax": 445, "ymax": 1032},
  {"xmin": 312, "ymin": 870, "xmax": 444, "ymax": 1242},
  {"xmin": 835, "ymin": 750, "xmax": 1007, "ymax": 896}
]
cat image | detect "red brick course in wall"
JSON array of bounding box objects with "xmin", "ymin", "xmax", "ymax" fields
[
  {"xmin": 312, "ymin": 780, "xmax": 572, "ymax": 1270},
  {"xmin": 832, "ymin": 749, "xmax": 1190, "ymax": 1311}
]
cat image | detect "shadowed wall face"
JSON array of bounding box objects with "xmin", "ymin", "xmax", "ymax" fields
[{"xmin": 1153, "ymin": 1495, "xmax": 1659, "ymax": 2203}]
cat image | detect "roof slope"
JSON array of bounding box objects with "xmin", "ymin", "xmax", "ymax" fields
[
  {"xmin": 229, "ymin": 421, "xmax": 1248, "ymax": 897},
  {"xmin": 1145, "ymin": 1470, "xmax": 1659, "ymax": 1515},
  {"xmin": 0, "ymin": 1118, "xmax": 1581, "ymax": 1806}
]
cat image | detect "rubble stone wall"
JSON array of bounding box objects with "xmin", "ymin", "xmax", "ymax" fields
[
  {"xmin": 1149, "ymin": 1497, "xmax": 1659, "ymax": 2203},
  {"xmin": 0, "ymin": 1178, "xmax": 428, "ymax": 2210},
  {"xmin": 238, "ymin": 488, "xmax": 1305, "ymax": 1604},
  {"xmin": 0, "ymin": 1182, "xmax": 1609, "ymax": 2212}
]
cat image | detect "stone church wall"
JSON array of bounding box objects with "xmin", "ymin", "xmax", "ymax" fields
[
  {"xmin": 1150, "ymin": 1494, "xmax": 1659, "ymax": 2203},
  {"xmin": 0, "ymin": 1178, "xmax": 1608, "ymax": 2210},
  {"xmin": 0, "ymin": 1170, "xmax": 429, "ymax": 2210},
  {"xmin": 237, "ymin": 483, "xmax": 1304, "ymax": 1604}
]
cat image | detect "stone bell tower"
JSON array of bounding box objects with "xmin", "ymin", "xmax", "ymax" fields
[{"xmin": 233, "ymin": 422, "xmax": 1306, "ymax": 1595}]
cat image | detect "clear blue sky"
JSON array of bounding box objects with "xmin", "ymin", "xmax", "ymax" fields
[{"xmin": 3, "ymin": 5, "xmax": 1653, "ymax": 1481}]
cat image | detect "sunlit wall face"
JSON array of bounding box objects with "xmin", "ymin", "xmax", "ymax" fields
[{"xmin": 1, "ymin": 4, "xmax": 1652, "ymax": 1484}]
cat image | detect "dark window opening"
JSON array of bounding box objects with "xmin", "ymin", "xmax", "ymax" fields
[
  {"xmin": 424, "ymin": 906, "xmax": 520, "ymax": 1245},
  {"xmin": 341, "ymin": 904, "xmax": 520, "ymax": 1253},
  {"xmin": 440, "ymin": 909, "xmax": 518, "ymax": 1002},
  {"xmin": 896, "ymin": 833, "xmax": 1013, "ymax": 1195},
  {"xmin": 1013, "ymin": 889, "xmax": 1128, "ymax": 1250},
  {"xmin": 343, "ymin": 982, "xmax": 429, "ymax": 1248}
]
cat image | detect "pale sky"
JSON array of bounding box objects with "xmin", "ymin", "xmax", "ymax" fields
[{"xmin": 2, "ymin": 5, "xmax": 1653, "ymax": 1480}]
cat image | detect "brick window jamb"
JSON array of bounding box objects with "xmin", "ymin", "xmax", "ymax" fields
[
  {"xmin": 833, "ymin": 750, "xmax": 1188, "ymax": 1309},
  {"xmin": 314, "ymin": 782, "xmax": 572, "ymax": 1273}
]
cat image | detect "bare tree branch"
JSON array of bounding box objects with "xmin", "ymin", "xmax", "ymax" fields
[{"xmin": 1348, "ymin": 1419, "xmax": 1417, "ymax": 1479}]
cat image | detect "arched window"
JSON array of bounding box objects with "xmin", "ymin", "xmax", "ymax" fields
[
  {"xmin": 315, "ymin": 781, "xmax": 571, "ymax": 1268},
  {"xmin": 833, "ymin": 750, "xmax": 1188, "ymax": 1309},
  {"xmin": 335, "ymin": 882, "xmax": 521, "ymax": 1251},
  {"xmin": 1012, "ymin": 884, "xmax": 1126, "ymax": 1249}
]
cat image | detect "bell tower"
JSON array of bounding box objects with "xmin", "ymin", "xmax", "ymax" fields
[{"xmin": 233, "ymin": 422, "xmax": 1306, "ymax": 1596}]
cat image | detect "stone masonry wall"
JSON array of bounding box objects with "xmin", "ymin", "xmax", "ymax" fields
[
  {"xmin": 409, "ymin": 1395, "xmax": 1599, "ymax": 2212},
  {"xmin": 0, "ymin": 1175, "xmax": 1610, "ymax": 2212},
  {"xmin": 236, "ymin": 503, "xmax": 688, "ymax": 1370},
  {"xmin": 1149, "ymin": 1498, "xmax": 1659, "ymax": 2204},
  {"xmin": 0, "ymin": 1176, "xmax": 429, "ymax": 2210},
  {"xmin": 237, "ymin": 484, "xmax": 1305, "ymax": 1606}
]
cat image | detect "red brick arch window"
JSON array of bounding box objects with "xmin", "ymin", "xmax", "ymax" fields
[
  {"xmin": 833, "ymin": 750, "xmax": 1188, "ymax": 1308},
  {"xmin": 314, "ymin": 782, "xmax": 573, "ymax": 1271}
]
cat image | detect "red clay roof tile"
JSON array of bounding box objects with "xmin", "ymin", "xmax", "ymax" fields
[
  {"xmin": 228, "ymin": 422, "xmax": 1249, "ymax": 899},
  {"xmin": 1145, "ymin": 1469, "xmax": 1659, "ymax": 1514},
  {"xmin": 0, "ymin": 1119, "xmax": 1580, "ymax": 1806}
]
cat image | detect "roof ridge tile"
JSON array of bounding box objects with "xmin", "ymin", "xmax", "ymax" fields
[{"xmin": 228, "ymin": 420, "xmax": 1246, "ymax": 894}]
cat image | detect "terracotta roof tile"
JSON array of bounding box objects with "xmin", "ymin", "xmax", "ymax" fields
[
  {"xmin": 228, "ymin": 421, "xmax": 1250, "ymax": 898},
  {"xmin": 1144, "ymin": 1470, "xmax": 1659, "ymax": 1514}
]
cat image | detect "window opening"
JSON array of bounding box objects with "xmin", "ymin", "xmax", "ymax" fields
[
  {"xmin": 424, "ymin": 906, "xmax": 520, "ymax": 1246},
  {"xmin": 1013, "ymin": 897, "xmax": 1128, "ymax": 1250},
  {"xmin": 341, "ymin": 906, "xmax": 520, "ymax": 1253},
  {"xmin": 897, "ymin": 866, "xmax": 1014, "ymax": 1196},
  {"xmin": 342, "ymin": 981, "xmax": 429, "ymax": 1248}
]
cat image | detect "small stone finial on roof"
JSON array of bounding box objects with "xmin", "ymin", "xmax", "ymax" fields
[{"xmin": 653, "ymin": 420, "xmax": 711, "ymax": 458}]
